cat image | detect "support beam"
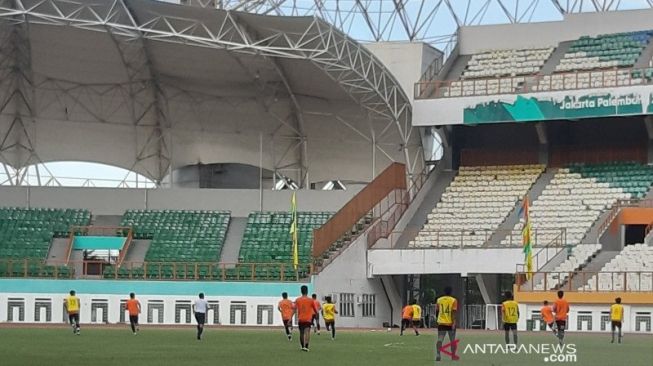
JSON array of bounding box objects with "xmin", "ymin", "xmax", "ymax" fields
[
  {"xmin": 535, "ymin": 122, "xmax": 548, "ymax": 145},
  {"xmin": 0, "ymin": 11, "xmax": 44, "ymax": 183},
  {"xmin": 115, "ymin": 0, "xmax": 171, "ymax": 185},
  {"xmin": 229, "ymin": 12, "xmax": 309, "ymax": 188}
]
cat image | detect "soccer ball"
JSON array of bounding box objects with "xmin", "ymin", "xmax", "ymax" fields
[{"xmin": 387, "ymin": 327, "xmax": 391, "ymax": 332}]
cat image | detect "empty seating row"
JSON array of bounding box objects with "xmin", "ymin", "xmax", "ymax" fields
[
  {"xmin": 532, "ymin": 244, "xmax": 601, "ymax": 290},
  {"xmin": 535, "ymin": 69, "xmax": 649, "ymax": 91},
  {"xmin": 556, "ymin": 30, "xmax": 652, "ymax": 72},
  {"xmin": 102, "ymin": 263, "xmax": 311, "ymax": 281},
  {"xmin": 580, "ymin": 243, "xmax": 653, "ymax": 291},
  {"xmin": 568, "ymin": 162, "xmax": 653, "ymax": 198},
  {"xmin": 0, "ymin": 207, "xmax": 90, "ymax": 259},
  {"xmin": 239, "ymin": 211, "xmax": 331, "ymax": 264},
  {"xmin": 0, "ymin": 260, "xmax": 73, "ymax": 278},
  {"xmin": 121, "ymin": 210, "xmax": 230, "ymax": 262},
  {"xmin": 463, "ymin": 47, "xmax": 554, "ymax": 79},
  {"xmin": 410, "ymin": 165, "xmax": 544, "ymax": 248},
  {"xmin": 503, "ymin": 162, "xmax": 653, "ymax": 247}
]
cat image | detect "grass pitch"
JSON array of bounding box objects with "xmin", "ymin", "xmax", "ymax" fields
[{"xmin": 0, "ymin": 326, "xmax": 651, "ymax": 366}]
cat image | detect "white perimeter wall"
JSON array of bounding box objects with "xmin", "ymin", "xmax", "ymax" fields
[
  {"xmin": 0, "ymin": 293, "xmax": 282, "ymax": 326},
  {"xmin": 367, "ymin": 248, "xmax": 560, "ymax": 275},
  {"xmin": 0, "ymin": 186, "xmax": 360, "ymax": 216},
  {"xmin": 515, "ymin": 303, "xmax": 653, "ymax": 334},
  {"xmin": 458, "ymin": 8, "xmax": 653, "ymax": 54}
]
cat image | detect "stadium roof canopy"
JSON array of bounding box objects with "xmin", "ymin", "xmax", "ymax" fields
[{"xmin": 0, "ymin": 0, "xmax": 419, "ymax": 187}]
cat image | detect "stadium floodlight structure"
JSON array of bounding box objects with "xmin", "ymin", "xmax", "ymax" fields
[{"xmin": 0, "ymin": 0, "xmax": 422, "ymax": 188}]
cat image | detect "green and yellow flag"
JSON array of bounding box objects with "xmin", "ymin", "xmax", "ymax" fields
[
  {"xmin": 519, "ymin": 196, "xmax": 534, "ymax": 279},
  {"xmin": 290, "ymin": 192, "xmax": 298, "ymax": 271}
]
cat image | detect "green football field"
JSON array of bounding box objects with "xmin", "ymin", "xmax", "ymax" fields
[{"xmin": 0, "ymin": 326, "xmax": 651, "ymax": 366}]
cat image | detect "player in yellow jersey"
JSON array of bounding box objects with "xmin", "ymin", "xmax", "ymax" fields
[
  {"xmin": 610, "ymin": 297, "xmax": 624, "ymax": 344},
  {"xmin": 501, "ymin": 291, "xmax": 519, "ymax": 344},
  {"xmin": 63, "ymin": 290, "xmax": 81, "ymax": 335},
  {"xmin": 411, "ymin": 299, "xmax": 421, "ymax": 336},
  {"xmin": 435, "ymin": 287, "xmax": 458, "ymax": 362},
  {"xmin": 322, "ymin": 296, "xmax": 338, "ymax": 340}
]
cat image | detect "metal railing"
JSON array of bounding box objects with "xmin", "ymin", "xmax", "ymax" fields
[
  {"xmin": 418, "ymin": 32, "xmax": 458, "ymax": 83},
  {"xmin": 312, "ymin": 162, "xmax": 406, "ymax": 257},
  {"xmin": 0, "ymin": 259, "xmax": 313, "ymax": 282},
  {"xmin": 65, "ymin": 226, "xmax": 133, "ymax": 264},
  {"xmin": 516, "ymin": 230, "xmax": 568, "ymax": 273},
  {"xmin": 516, "ymin": 271, "xmax": 653, "ymax": 293},
  {"xmin": 378, "ymin": 228, "xmax": 566, "ymax": 250},
  {"xmin": 366, "ymin": 168, "xmax": 430, "ymax": 248},
  {"xmin": 598, "ymin": 198, "xmax": 653, "ymax": 237},
  {"xmin": 414, "ymin": 66, "xmax": 653, "ymax": 99}
]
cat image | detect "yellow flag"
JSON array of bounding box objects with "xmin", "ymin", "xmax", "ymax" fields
[{"xmin": 290, "ymin": 192, "xmax": 298, "ymax": 270}]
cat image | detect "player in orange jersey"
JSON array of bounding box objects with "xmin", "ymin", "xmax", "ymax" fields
[
  {"xmin": 311, "ymin": 294, "xmax": 322, "ymax": 335},
  {"xmin": 540, "ymin": 300, "xmax": 556, "ymax": 335},
  {"xmin": 125, "ymin": 292, "xmax": 141, "ymax": 335},
  {"xmin": 553, "ymin": 290, "xmax": 570, "ymax": 345},
  {"xmin": 278, "ymin": 292, "xmax": 295, "ymax": 340},
  {"xmin": 400, "ymin": 302, "xmax": 414, "ymax": 336},
  {"xmin": 295, "ymin": 285, "xmax": 315, "ymax": 351}
]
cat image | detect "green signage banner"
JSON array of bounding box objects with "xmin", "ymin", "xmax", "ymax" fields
[{"xmin": 463, "ymin": 92, "xmax": 650, "ymax": 124}]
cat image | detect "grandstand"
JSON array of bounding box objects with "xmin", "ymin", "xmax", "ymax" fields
[{"xmin": 0, "ymin": 1, "xmax": 651, "ymax": 345}]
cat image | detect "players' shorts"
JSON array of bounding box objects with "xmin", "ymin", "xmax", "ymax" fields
[
  {"xmin": 437, "ymin": 324, "xmax": 453, "ymax": 331},
  {"xmin": 555, "ymin": 320, "xmax": 566, "ymax": 330},
  {"xmin": 195, "ymin": 312, "xmax": 206, "ymax": 325},
  {"xmin": 611, "ymin": 321, "xmax": 622, "ymax": 329},
  {"xmin": 503, "ymin": 323, "xmax": 517, "ymax": 331},
  {"xmin": 129, "ymin": 315, "xmax": 139, "ymax": 324},
  {"xmin": 282, "ymin": 319, "xmax": 292, "ymax": 327},
  {"xmin": 298, "ymin": 321, "xmax": 312, "ymax": 330},
  {"xmin": 324, "ymin": 320, "xmax": 335, "ymax": 327},
  {"xmin": 412, "ymin": 319, "xmax": 421, "ymax": 327},
  {"xmin": 546, "ymin": 322, "xmax": 555, "ymax": 329},
  {"xmin": 68, "ymin": 313, "xmax": 79, "ymax": 325},
  {"xmin": 401, "ymin": 318, "xmax": 411, "ymax": 328}
]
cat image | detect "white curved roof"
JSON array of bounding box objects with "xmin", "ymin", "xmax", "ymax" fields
[{"xmin": 0, "ymin": 0, "xmax": 419, "ymax": 186}]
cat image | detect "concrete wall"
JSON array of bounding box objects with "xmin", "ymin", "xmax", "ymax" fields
[
  {"xmin": 0, "ymin": 278, "xmax": 312, "ymax": 326},
  {"xmin": 365, "ymin": 42, "xmax": 442, "ymax": 100},
  {"xmin": 313, "ymin": 231, "xmax": 398, "ymax": 328},
  {"xmin": 0, "ymin": 292, "xmax": 292, "ymax": 326},
  {"xmin": 0, "ymin": 186, "xmax": 361, "ymax": 217},
  {"xmin": 458, "ymin": 8, "xmax": 653, "ymax": 54},
  {"xmin": 367, "ymin": 248, "xmax": 560, "ymax": 275}
]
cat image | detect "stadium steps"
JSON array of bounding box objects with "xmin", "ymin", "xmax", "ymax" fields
[
  {"xmin": 69, "ymin": 249, "xmax": 84, "ymax": 278},
  {"xmin": 564, "ymin": 250, "xmax": 619, "ymax": 290},
  {"xmin": 645, "ymin": 228, "xmax": 653, "ymax": 245},
  {"xmin": 392, "ymin": 168, "xmax": 456, "ymax": 249},
  {"xmin": 443, "ymin": 54, "xmax": 472, "ymax": 80},
  {"xmin": 121, "ymin": 239, "xmax": 151, "ymax": 265},
  {"xmin": 219, "ymin": 217, "xmax": 247, "ymax": 266},
  {"xmin": 538, "ymin": 41, "xmax": 573, "ymax": 75},
  {"xmin": 633, "ymin": 37, "xmax": 653, "ymax": 68},
  {"xmin": 486, "ymin": 169, "xmax": 555, "ymax": 247},
  {"xmin": 581, "ymin": 208, "xmax": 615, "ymax": 244},
  {"xmin": 45, "ymin": 238, "xmax": 70, "ymax": 265},
  {"xmin": 92, "ymin": 215, "xmax": 123, "ymax": 227},
  {"xmin": 644, "ymin": 184, "xmax": 653, "ymax": 200}
]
